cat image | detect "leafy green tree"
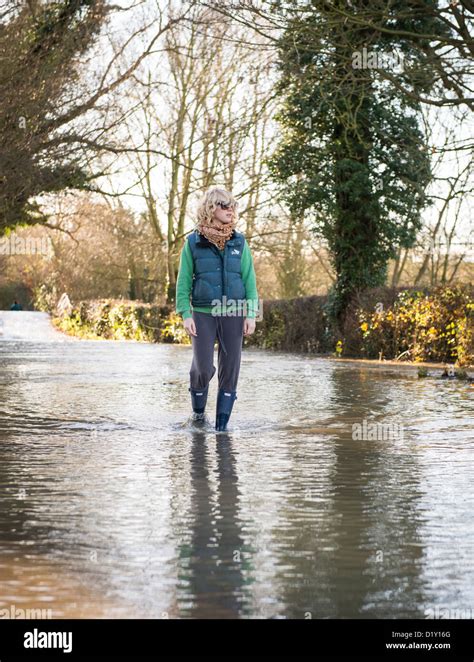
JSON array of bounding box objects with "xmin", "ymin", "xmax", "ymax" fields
[{"xmin": 267, "ymin": 0, "xmax": 449, "ymax": 323}]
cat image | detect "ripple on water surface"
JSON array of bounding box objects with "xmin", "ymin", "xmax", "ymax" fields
[{"xmin": 0, "ymin": 338, "xmax": 473, "ymax": 618}]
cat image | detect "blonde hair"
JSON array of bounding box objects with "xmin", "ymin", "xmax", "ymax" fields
[{"xmin": 196, "ymin": 186, "xmax": 239, "ymax": 228}]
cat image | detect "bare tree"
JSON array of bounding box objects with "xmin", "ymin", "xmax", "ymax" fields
[
  {"xmin": 109, "ymin": 3, "xmax": 278, "ymax": 302},
  {"xmin": 0, "ymin": 0, "xmax": 197, "ymax": 234}
]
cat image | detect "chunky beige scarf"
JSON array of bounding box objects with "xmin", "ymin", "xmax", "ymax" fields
[{"xmin": 197, "ymin": 216, "xmax": 237, "ymax": 250}]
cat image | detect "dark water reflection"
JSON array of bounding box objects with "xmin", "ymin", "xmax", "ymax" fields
[{"xmin": 0, "ymin": 334, "xmax": 473, "ymax": 618}]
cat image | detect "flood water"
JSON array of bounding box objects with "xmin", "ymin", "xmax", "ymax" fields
[{"xmin": 0, "ymin": 312, "xmax": 473, "ymax": 618}]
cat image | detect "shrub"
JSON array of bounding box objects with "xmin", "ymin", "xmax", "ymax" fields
[{"xmin": 356, "ymin": 286, "xmax": 473, "ymax": 366}]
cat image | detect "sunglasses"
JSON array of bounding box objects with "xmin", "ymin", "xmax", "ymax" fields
[{"xmin": 216, "ymin": 201, "xmax": 236, "ymax": 211}]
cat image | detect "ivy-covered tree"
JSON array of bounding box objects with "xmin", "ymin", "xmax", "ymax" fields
[{"xmin": 267, "ymin": 0, "xmax": 450, "ymax": 324}]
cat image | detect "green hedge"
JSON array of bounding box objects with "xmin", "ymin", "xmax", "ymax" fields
[
  {"xmin": 53, "ymin": 299, "xmax": 191, "ymax": 345},
  {"xmin": 244, "ymin": 295, "xmax": 332, "ymax": 353},
  {"xmin": 354, "ymin": 286, "xmax": 473, "ymax": 366},
  {"xmin": 54, "ymin": 286, "xmax": 473, "ymax": 367}
]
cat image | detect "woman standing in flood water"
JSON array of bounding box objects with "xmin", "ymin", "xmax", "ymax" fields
[{"xmin": 175, "ymin": 186, "xmax": 259, "ymax": 431}]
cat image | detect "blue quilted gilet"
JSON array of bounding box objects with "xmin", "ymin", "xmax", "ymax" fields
[{"xmin": 188, "ymin": 229, "xmax": 246, "ymax": 306}]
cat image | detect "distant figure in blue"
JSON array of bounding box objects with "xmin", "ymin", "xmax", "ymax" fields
[{"xmin": 10, "ymin": 300, "xmax": 23, "ymax": 311}]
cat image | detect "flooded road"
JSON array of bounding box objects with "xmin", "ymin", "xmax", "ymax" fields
[{"xmin": 0, "ymin": 312, "xmax": 473, "ymax": 618}]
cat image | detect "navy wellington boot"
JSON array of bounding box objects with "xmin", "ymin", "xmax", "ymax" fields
[
  {"xmin": 189, "ymin": 385, "xmax": 209, "ymax": 422},
  {"xmin": 215, "ymin": 389, "xmax": 237, "ymax": 431}
]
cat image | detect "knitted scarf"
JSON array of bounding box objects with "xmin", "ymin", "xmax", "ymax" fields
[{"xmin": 197, "ymin": 216, "xmax": 236, "ymax": 251}]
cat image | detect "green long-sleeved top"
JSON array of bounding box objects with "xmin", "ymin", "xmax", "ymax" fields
[{"xmin": 175, "ymin": 235, "xmax": 259, "ymax": 319}]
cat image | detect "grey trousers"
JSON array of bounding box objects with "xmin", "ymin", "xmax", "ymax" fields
[{"xmin": 189, "ymin": 311, "xmax": 245, "ymax": 393}]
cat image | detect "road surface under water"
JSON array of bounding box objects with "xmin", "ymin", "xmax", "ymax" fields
[{"xmin": 0, "ymin": 312, "xmax": 473, "ymax": 618}]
